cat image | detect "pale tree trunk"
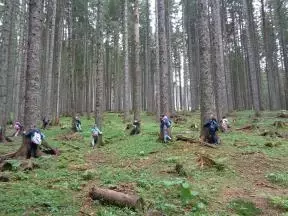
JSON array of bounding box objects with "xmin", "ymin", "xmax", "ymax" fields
[
  {"xmin": 0, "ymin": 0, "xmax": 12, "ymax": 135},
  {"xmin": 24, "ymin": 0, "xmax": 43, "ymax": 130},
  {"xmin": 221, "ymin": 0, "xmax": 233, "ymax": 112},
  {"xmin": 211, "ymin": 0, "xmax": 228, "ymax": 119},
  {"xmin": 14, "ymin": 0, "xmax": 25, "ymax": 122},
  {"xmin": 182, "ymin": 3, "xmax": 188, "ymax": 111},
  {"xmin": 95, "ymin": 0, "xmax": 104, "ymax": 129},
  {"xmin": 165, "ymin": 1, "xmax": 174, "ymax": 112},
  {"xmin": 133, "ymin": 0, "xmax": 141, "ymax": 121},
  {"xmin": 154, "ymin": 0, "xmax": 160, "ymax": 118},
  {"xmin": 145, "ymin": 0, "xmax": 152, "ymax": 113},
  {"xmin": 273, "ymin": 0, "xmax": 288, "ymax": 109},
  {"xmin": 261, "ymin": 0, "xmax": 277, "ymax": 110},
  {"xmin": 66, "ymin": 0, "xmax": 76, "ymax": 129},
  {"xmin": 46, "ymin": 0, "xmax": 57, "ymax": 120},
  {"xmin": 198, "ymin": 0, "xmax": 216, "ymax": 134},
  {"xmin": 158, "ymin": 0, "xmax": 169, "ymax": 115},
  {"xmin": 52, "ymin": 0, "xmax": 63, "ymax": 124},
  {"xmin": 18, "ymin": 0, "xmax": 28, "ymax": 124},
  {"xmin": 123, "ymin": 0, "xmax": 129, "ymax": 121},
  {"xmin": 242, "ymin": 0, "xmax": 260, "ymax": 113},
  {"xmin": 7, "ymin": 0, "xmax": 17, "ymax": 121}
]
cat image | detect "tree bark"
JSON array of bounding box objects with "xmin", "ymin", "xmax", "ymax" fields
[
  {"xmin": 133, "ymin": 0, "xmax": 141, "ymax": 121},
  {"xmin": 242, "ymin": 0, "xmax": 260, "ymax": 113},
  {"xmin": 46, "ymin": 0, "xmax": 57, "ymax": 120},
  {"xmin": 24, "ymin": 0, "xmax": 43, "ymax": 130},
  {"xmin": 198, "ymin": 0, "xmax": 216, "ymax": 134},
  {"xmin": 0, "ymin": 0, "xmax": 12, "ymax": 135},
  {"xmin": 95, "ymin": 0, "xmax": 104, "ymax": 129},
  {"xmin": 211, "ymin": 0, "xmax": 228, "ymax": 119},
  {"xmin": 158, "ymin": 0, "xmax": 169, "ymax": 115},
  {"xmin": 89, "ymin": 187, "xmax": 144, "ymax": 210},
  {"xmin": 123, "ymin": 0, "xmax": 130, "ymax": 121}
]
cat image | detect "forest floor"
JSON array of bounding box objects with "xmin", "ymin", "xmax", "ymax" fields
[{"xmin": 0, "ymin": 111, "xmax": 288, "ymax": 216}]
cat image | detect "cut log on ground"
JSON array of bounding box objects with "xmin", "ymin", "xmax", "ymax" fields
[{"xmin": 89, "ymin": 187, "xmax": 144, "ymax": 210}]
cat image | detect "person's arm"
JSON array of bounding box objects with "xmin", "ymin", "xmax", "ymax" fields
[{"xmin": 204, "ymin": 121, "xmax": 210, "ymax": 127}]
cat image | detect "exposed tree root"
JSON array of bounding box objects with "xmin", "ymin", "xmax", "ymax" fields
[
  {"xmin": 196, "ymin": 153, "xmax": 216, "ymax": 168},
  {"xmin": 235, "ymin": 124, "xmax": 259, "ymax": 131},
  {"xmin": 176, "ymin": 135, "xmax": 218, "ymax": 148},
  {"xmin": 0, "ymin": 137, "xmax": 59, "ymax": 163},
  {"xmin": 175, "ymin": 163, "xmax": 187, "ymax": 177},
  {"xmin": 260, "ymin": 130, "xmax": 283, "ymax": 138},
  {"xmin": 277, "ymin": 113, "xmax": 288, "ymax": 118},
  {"xmin": 273, "ymin": 121, "xmax": 287, "ymax": 128},
  {"xmin": 196, "ymin": 153, "xmax": 224, "ymax": 170}
]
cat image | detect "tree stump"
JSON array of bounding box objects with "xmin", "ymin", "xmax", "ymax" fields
[{"xmin": 89, "ymin": 187, "xmax": 144, "ymax": 210}]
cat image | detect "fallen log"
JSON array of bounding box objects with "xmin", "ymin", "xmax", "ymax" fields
[{"xmin": 89, "ymin": 187, "xmax": 144, "ymax": 210}]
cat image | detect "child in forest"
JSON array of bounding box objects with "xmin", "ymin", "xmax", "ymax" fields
[
  {"xmin": 25, "ymin": 126, "xmax": 45, "ymax": 158},
  {"xmin": 75, "ymin": 116, "xmax": 82, "ymax": 132},
  {"xmin": 203, "ymin": 115, "xmax": 219, "ymax": 144},
  {"xmin": 160, "ymin": 114, "xmax": 172, "ymax": 143},
  {"xmin": 42, "ymin": 117, "xmax": 50, "ymax": 130},
  {"xmin": 130, "ymin": 120, "xmax": 141, "ymax": 135},
  {"xmin": 91, "ymin": 124, "xmax": 102, "ymax": 148},
  {"xmin": 220, "ymin": 116, "xmax": 229, "ymax": 132},
  {"xmin": 14, "ymin": 121, "xmax": 23, "ymax": 136}
]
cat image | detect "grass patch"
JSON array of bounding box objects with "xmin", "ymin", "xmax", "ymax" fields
[
  {"xmin": 228, "ymin": 199, "xmax": 261, "ymax": 216},
  {"xmin": 266, "ymin": 172, "xmax": 288, "ymax": 187},
  {"xmin": 270, "ymin": 196, "xmax": 288, "ymax": 211}
]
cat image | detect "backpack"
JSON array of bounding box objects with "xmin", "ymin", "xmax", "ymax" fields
[
  {"xmin": 31, "ymin": 132, "xmax": 42, "ymax": 145},
  {"xmin": 209, "ymin": 121, "xmax": 218, "ymax": 134}
]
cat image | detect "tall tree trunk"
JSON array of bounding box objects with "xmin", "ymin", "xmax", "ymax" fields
[
  {"xmin": 45, "ymin": 0, "xmax": 57, "ymax": 121},
  {"xmin": 133, "ymin": 0, "xmax": 141, "ymax": 121},
  {"xmin": 24, "ymin": 0, "xmax": 43, "ymax": 130},
  {"xmin": 67, "ymin": 0, "xmax": 76, "ymax": 129},
  {"xmin": 211, "ymin": 0, "xmax": 228, "ymax": 119},
  {"xmin": 123, "ymin": 0, "xmax": 129, "ymax": 121},
  {"xmin": 52, "ymin": 0, "xmax": 63, "ymax": 124},
  {"xmin": 158, "ymin": 0, "xmax": 169, "ymax": 115},
  {"xmin": 95, "ymin": 0, "xmax": 104, "ymax": 129},
  {"xmin": 198, "ymin": 0, "xmax": 216, "ymax": 134},
  {"xmin": 242, "ymin": 0, "xmax": 260, "ymax": 113},
  {"xmin": 18, "ymin": 0, "xmax": 28, "ymax": 124},
  {"xmin": 221, "ymin": 0, "xmax": 234, "ymax": 112},
  {"xmin": 154, "ymin": 0, "xmax": 160, "ymax": 118},
  {"xmin": 0, "ymin": 0, "xmax": 12, "ymax": 135}
]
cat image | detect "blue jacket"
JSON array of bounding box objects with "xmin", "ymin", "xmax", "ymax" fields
[{"xmin": 204, "ymin": 119, "xmax": 219, "ymax": 135}]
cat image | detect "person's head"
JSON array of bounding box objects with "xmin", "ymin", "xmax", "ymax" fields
[
  {"xmin": 209, "ymin": 114, "xmax": 216, "ymax": 120},
  {"xmin": 222, "ymin": 116, "xmax": 226, "ymax": 119}
]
